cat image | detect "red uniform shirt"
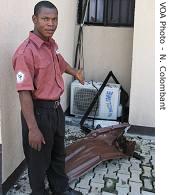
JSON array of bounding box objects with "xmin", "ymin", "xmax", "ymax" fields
[{"xmin": 12, "ymin": 32, "xmax": 68, "ymax": 100}]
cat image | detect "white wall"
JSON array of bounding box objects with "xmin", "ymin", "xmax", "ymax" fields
[
  {"xmin": 0, "ymin": 109, "xmax": 1, "ymax": 144},
  {"xmin": 81, "ymin": 26, "xmax": 134, "ymax": 95},
  {"xmin": 0, "ymin": 0, "xmax": 77, "ymax": 182},
  {"xmin": 129, "ymin": 0, "xmax": 155, "ymax": 127}
]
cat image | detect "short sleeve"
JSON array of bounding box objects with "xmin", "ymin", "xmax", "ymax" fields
[
  {"xmin": 57, "ymin": 53, "xmax": 68, "ymax": 74},
  {"xmin": 12, "ymin": 52, "xmax": 35, "ymax": 92}
]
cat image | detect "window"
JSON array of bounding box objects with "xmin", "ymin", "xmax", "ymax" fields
[{"xmin": 78, "ymin": 0, "xmax": 135, "ymax": 27}]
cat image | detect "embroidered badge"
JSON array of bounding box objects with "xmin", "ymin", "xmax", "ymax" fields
[
  {"xmin": 56, "ymin": 49, "xmax": 60, "ymax": 54},
  {"xmin": 16, "ymin": 71, "xmax": 25, "ymax": 83}
]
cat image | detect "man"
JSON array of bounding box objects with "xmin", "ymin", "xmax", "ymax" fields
[{"xmin": 12, "ymin": 1, "xmax": 84, "ymax": 195}]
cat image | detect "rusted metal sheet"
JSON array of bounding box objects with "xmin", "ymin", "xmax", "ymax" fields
[{"xmin": 65, "ymin": 123, "xmax": 136, "ymax": 182}]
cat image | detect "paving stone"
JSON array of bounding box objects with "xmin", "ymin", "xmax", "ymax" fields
[
  {"xmin": 142, "ymin": 166, "xmax": 152, "ymax": 178},
  {"xmin": 81, "ymin": 171, "xmax": 95, "ymax": 180},
  {"xmin": 7, "ymin": 192, "xmax": 28, "ymax": 195},
  {"xmin": 141, "ymin": 191, "xmax": 155, "ymax": 195},
  {"xmin": 94, "ymin": 163, "xmax": 107, "ymax": 171},
  {"xmin": 119, "ymin": 158, "xmax": 131, "ymax": 165},
  {"xmin": 130, "ymin": 158, "xmax": 141, "ymax": 164},
  {"xmin": 74, "ymin": 187, "xmax": 89, "ymax": 195},
  {"xmin": 102, "ymin": 178, "xmax": 117, "ymax": 194},
  {"xmin": 130, "ymin": 161, "xmax": 141, "ymax": 171},
  {"xmin": 102, "ymin": 191, "xmax": 116, "ymax": 195},
  {"xmin": 128, "ymin": 192, "xmax": 141, "ymax": 195},
  {"xmin": 91, "ymin": 175, "xmax": 105, "ymax": 184},
  {"xmin": 143, "ymin": 178, "xmax": 153, "ymax": 191},
  {"xmin": 116, "ymin": 186, "xmax": 129, "ymax": 195},
  {"xmin": 153, "ymin": 181, "xmax": 155, "ymax": 189},
  {"xmin": 69, "ymin": 180, "xmax": 78, "ymax": 189},
  {"xmin": 118, "ymin": 163, "xmax": 131, "ymax": 175},
  {"xmin": 129, "ymin": 158, "xmax": 136, "ymax": 163},
  {"xmin": 116, "ymin": 183, "xmax": 129, "ymax": 189},
  {"xmin": 110, "ymin": 159, "xmax": 120, "ymax": 164},
  {"xmin": 140, "ymin": 144, "xmax": 150, "ymax": 150},
  {"xmin": 129, "ymin": 181, "xmax": 142, "ymax": 195},
  {"xmin": 76, "ymin": 179, "xmax": 91, "ymax": 190},
  {"xmin": 129, "ymin": 170, "xmax": 142, "ymax": 183},
  {"xmin": 90, "ymin": 181, "xmax": 104, "ymax": 194},
  {"xmin": 150, "ymin": 159, "xmax": 155, "ymax": 168},
  {"xmin": 94, "ymin": 168, "xmax": 108, "ymax": 175},
  {"xmin": 150, "ymin": 149, "xmax": 155, "ymax": 156},
  {"xmin": 107, "ymin": 164, "xmax": 119, "ymax": 172},
  {"xmin": 104, "ymin": 172, "xmax": 117, "ymax": 180},
  {"xmin": 117, "ymin": 174, "xmax": 129, "ymax": 185},
  {"xmin": 142, "ymin": 157, "xmax": 151, "ymax": 166},
  {"xmin": 142, "ymin": 139, "xmax": 151, "ymax": 144}
]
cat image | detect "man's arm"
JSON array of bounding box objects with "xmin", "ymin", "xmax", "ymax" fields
[
  {"xmin": 19, "ymin": 91, "xmax": 45, "ymax": 151},
  {"xmin": 65, "ymin": 64, "xmax": 84, "ymax": 85}
]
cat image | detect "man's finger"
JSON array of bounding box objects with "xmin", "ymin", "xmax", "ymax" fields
[
  {"xmin": 42, "ymin": 138, "xmax": 46, "ymax": 145},
  {"xmin": 30, "ymin": 143, "xmax": 36, "ymax": 150},
  {"xmin": 37, "ymin": 143, "xmax": 41, "ymax": 152}
]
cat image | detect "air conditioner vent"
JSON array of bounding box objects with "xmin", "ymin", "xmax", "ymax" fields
[{"xmin": 73, "ymin": 87, "xmax": 99, "ymax": 116}]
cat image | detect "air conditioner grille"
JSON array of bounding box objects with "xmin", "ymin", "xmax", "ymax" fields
[{"xmin": 73, "ymin": 87, "xmax": 99, "ymax": 116}]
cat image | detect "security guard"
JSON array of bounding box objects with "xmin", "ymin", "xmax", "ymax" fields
[{"xmin": 12, "ymin": 1, "xmax": 84, "ymax": 195}]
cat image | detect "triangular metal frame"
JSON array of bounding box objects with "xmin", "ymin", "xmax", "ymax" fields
[{"xmin": 80, "ymin": 71, "xmax": 129, "ymax": 133}]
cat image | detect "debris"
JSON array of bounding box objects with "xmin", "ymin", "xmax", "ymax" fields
[{"xmin": 65, "ymin": 123, "xmax": 136, "ymax": 182}]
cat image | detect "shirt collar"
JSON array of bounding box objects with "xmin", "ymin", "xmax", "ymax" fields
[{"xmin": 29, "ymin": 31, "xmax": 56, "ymax": 48}]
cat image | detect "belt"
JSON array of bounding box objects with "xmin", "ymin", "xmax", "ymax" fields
[{"xmin": 33, "ymin": 99, "xmax": 60, "ymax": 109}]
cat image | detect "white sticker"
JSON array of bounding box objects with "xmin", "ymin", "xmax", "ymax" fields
[
  {"xmin": 56, "ymin": 49, "xmax": 60, "ymax": 54},
  {"xmin": 16, "ymin": 71, "xmax": 25, "ymax": 83}
]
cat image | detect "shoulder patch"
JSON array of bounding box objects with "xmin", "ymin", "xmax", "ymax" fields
[
  {"xmin": 56, "ymin": 49, "xmax": 60, "ymax": 54},
  {"xmin": 16, "ymin": 71, "xmax": 25, "ymax": 83}
]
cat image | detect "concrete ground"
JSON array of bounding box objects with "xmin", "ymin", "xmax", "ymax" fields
[{"xmin": 7, "ymin": 118, "xmax": 155, "ymax": 195}]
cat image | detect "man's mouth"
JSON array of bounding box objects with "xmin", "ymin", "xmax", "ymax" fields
[{"xmin": 45, "ymin": 30, "xmax": 55, "ymax": 34}]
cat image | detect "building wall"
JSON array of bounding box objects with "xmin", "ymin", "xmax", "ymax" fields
[
  {"xmin": 0, "ymin": 0, "xmax": 77, "ymax": 182},
  {"xmin": 81, "ymin": 26, "xmax": 134, "ymax": 95},
  {"xmin": 0, "ymin": 110, "xmax": 1, "ymax": 144},
  {"xmin": 129, "ymin": 0, "xmax": 155, "ymax": 127}
]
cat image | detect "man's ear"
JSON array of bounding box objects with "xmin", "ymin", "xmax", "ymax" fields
[{"xmin": 32, "ymin": 15, "xmax": 37, "ymax": 24}]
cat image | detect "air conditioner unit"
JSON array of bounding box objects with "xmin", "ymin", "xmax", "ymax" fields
[{"xmin": 70, "ymin": 80, "xmax": 122, "ymax": 120}]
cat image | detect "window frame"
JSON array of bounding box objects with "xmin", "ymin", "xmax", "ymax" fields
[{"xmin": 78, "ymin": 0, "xmax": 135, "ymax": 27}]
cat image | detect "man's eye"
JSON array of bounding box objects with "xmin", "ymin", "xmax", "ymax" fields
[{"xmin": 43, "ymin": 18, "xmax": 48, "ymax": 21}]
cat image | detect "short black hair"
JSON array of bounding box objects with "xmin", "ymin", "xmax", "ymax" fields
[{"xmin": 34, "ymin": 1, "xmax": 57, "ymax": 16}]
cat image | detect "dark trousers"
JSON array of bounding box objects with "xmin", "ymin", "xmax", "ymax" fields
[{"xmin": 21, "ymin": 101, "xmax": 69, "ymax": 195}]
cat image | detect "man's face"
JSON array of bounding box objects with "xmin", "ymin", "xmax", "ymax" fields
[{"xmin": 32, "ymin": 7, "xmax": 58, "ymax": 40}]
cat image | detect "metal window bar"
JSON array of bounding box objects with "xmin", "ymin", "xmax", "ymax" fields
[
  {"xmin": 127, "ymin": 0, "xmax": 131, "ymax": 24},
  {"xmin": 95, "ymin": 0, "xmax": 98, "ymax": 22},
  {"xmin": 118, "ymin": 0, "xmax": 121, "ymax": 25},
  {"xmin": 111, "ymin": 0, "xmax": 114, "ymax": 20},
  {"xmin": 87, "ymin": 0, "xmax": 90, "ymax": 23}
]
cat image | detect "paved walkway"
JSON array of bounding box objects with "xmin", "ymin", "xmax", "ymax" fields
[{"xmin": 7, "ymin": 123, "xmax": 155, "ymax": 195}]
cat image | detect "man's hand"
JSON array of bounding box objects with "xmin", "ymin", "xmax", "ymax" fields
[
  {"xmin": 75, "ymin": 68, "xmax": 84, "ymax": 85},
  {"xmin": 65, "ymin": 64, "xmax": 85, "ymax": 84},
  {"xmin": 29, "ymin": 128, "xmax": 46, "ymax": 151}
]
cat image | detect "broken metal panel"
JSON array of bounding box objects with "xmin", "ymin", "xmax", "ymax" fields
[{"xmin": 65, "ymin": 124, "xmax": 136, "ymax": 182}]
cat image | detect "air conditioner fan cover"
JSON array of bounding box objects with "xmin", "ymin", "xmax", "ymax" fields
[{"xmin": 72, "ymin": 87, "xmax": 99, "ymax": 116}]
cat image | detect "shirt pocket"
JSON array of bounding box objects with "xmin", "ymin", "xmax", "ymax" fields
[{"xmin": 35, "ymin": 56, "xmax": 52, "ymax": 69}]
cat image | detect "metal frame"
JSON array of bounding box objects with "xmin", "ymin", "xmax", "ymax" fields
[{"xmin": 80, "ymin": 71, "xmax": 129, "ymax": 133}]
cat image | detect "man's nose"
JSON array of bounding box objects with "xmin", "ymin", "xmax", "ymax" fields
[{"xmin": 47, "ymin": 20, "xmax": 54, "ymax": 26}]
